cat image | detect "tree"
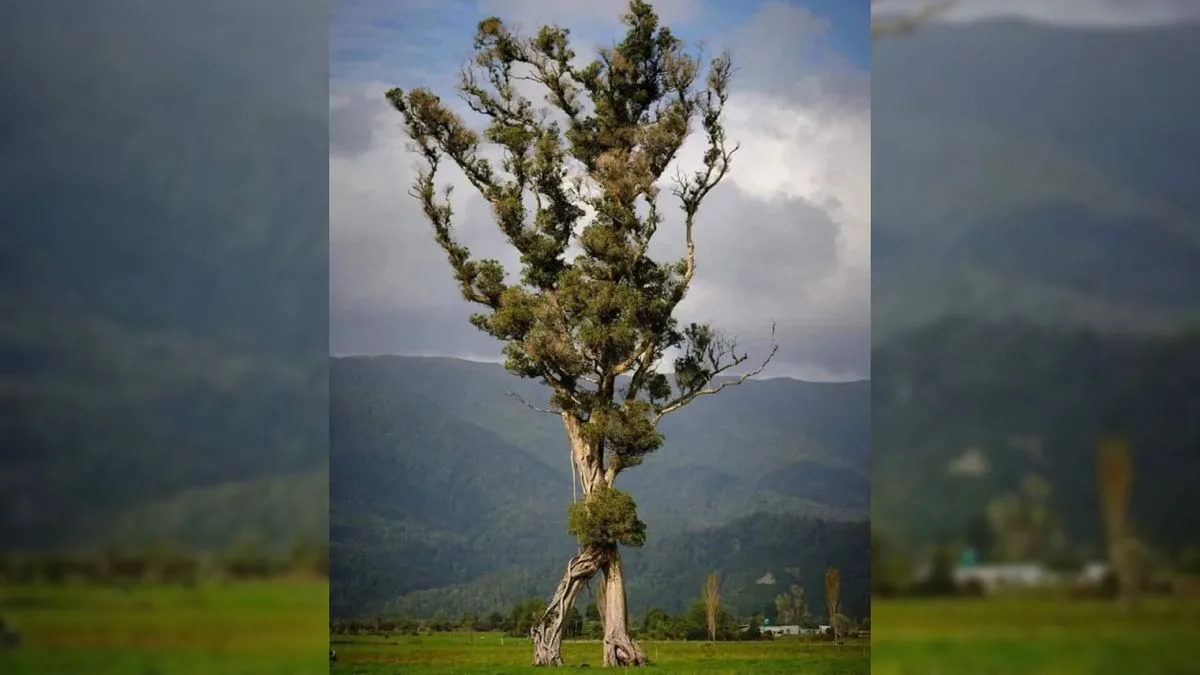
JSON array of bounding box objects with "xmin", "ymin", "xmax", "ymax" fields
[
  {"xmin": 985, "ymin": 474, "xmax": 1065, "ymax": 563},
  {"xmin": 742, "ymin": 614, "xmax": 762, "ymax": 641},
  {"xmin": 1098, "ymin": 436, "xmax": 1134, "ymax": 607},
  {"xmin": 824, "ymin": 567, "xmax": 841, "ymax": 643},
  {"xmin": 773, "ymin": 585, "xmax": 806, "ymax": 626},
  {"xmin": 700, "ymin": 572, "xmax": 720, "ymax": 642},
  {"xmin": 387, "ymin": 0, "xmax": 774, "ymax": 667}
]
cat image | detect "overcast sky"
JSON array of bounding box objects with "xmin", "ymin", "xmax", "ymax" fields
[
  {"xmin": 872, "ymin": 0, "xmax": 1200, "ymax": 28},
  {"xmin": 330, "ymin": 0, "xmax": 871, "ymax": 381}
]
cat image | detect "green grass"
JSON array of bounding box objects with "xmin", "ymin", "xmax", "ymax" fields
[
  {"xmin": 331, "ymin": 632, "xmax": 868, "ymax": 674},
  {"xmin": 871, "ymin": 595, "xmax": 1200, "ymax": 675},
  {"xmin": 0, "ymin": 578, "xmax": 328, "ymax": 674}
]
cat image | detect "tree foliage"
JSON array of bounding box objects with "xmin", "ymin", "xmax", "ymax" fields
[
  {"xmin": 386, "ymin": 1, "xmax": 775, "ymax": 539},
  {"xmin": 773, "ymin": 584, "xmax": 807, "ymax": 626},
  {"xmin": 567, "ymin": 485, "xmax": 647, "ymax": 547},
  {"xmin": 386, "ymin": 3, "xmax": 780, "ymax": 664}
]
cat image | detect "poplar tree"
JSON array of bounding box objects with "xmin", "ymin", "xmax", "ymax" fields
[{"xmin": 387, "ymin": 0, "xmax": 774, "ymax": 666}]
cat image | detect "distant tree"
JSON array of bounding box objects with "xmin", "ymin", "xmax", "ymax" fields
[
  {"xmin": 1098, "ymin": 436, "xmax": 1134, "ymax": 607},
  {"xmin": 917, "ymin": 545, "xmax": 959, "ymax": 596},
  {"xmin": 387, "ymin": 0, "xmax": 773, "ymax": 666},
  {"xmin": 223, "ymin": 536, "xmax": 270, "ymax": 579},
  {"xmin": 429, "ymin": 611, "xmax": 453, "ymax": 632},
  {"xmin": 641, "ymin": 607, "xmax": 668, "ymax": 636},
  {"xmin": 824, "ymin": 567, "xmax": 841, "ymax": 642},
  {"xmin": 700, "ymin": 572, "xmax": 720, "ymax": 642},
  {"xmin": 486, "ymin": 611, "xmax": 505, "ymax": 631},
  {"xmin": 773, "ymin": 585, "xmax": 806, "ymax": 626},
  {"xmin": 742, "ymin": 614, "xmax": 763, "ymax": 641}
]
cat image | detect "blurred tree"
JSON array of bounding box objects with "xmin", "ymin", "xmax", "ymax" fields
[
  {"xmin": 824, "ymin": 567, "xmax": 842, "ymax": 642},
  {"xmin": 774, "ymin": 585, "xmax": 807, "ymax": 625},
  {"xmin": 701, "ymin": 572, "xmax": 720, "ymax": 642},
  {"xmin": 1098, "ymin": 437, "xmax": 1134, "ymax": 607}
]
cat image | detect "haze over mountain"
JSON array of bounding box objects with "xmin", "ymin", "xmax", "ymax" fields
[
  {"xmin": 330, "ymin": 355, "xmax": 870, "ymax": 620},
  {"xmin": 872, "ymin": 19, "xmax": 1200, "ymax": 555},
  {"xmin": 0, "ymin": 2, "xmax": 329, "ymax": 553}
]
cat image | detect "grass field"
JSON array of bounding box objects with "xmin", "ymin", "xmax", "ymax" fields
[
  {"xmin": 0, "ymin": 578, "xmax": 328, "ymax": 674},
  {"xmin": 330, "ymin": 632, "xmax": 869, "ymax": 674},
  {"xmin": 871, "ymin": 595, "xmax": 1200, "ymax": 675}
]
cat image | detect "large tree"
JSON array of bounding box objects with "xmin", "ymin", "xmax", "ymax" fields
[{"xmin": 386, "ymin": 0, "xmax": 774, "ymax": 667}]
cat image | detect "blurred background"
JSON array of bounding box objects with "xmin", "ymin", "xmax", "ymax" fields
[
  {"xmin": 0, "ymin": 1, "xmax": 329, "ymax": 673},
  {"xmin": 871, "ymin": 1, "xmax": 1200, "ymax": 674}
]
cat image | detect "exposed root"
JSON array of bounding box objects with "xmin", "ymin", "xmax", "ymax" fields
[{"xmin": 603, "ymin": 632, "xmax": 648, "ymax": 667}]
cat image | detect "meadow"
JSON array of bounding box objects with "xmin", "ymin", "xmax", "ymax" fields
[
  {"xmin": 0, "ymin": 578, "xmax": 329, "ymax": 674},
  {"xmin": 330, "ymin": 632, "xmax": 868, "ymax": 674},
  {"xmin": 870, "ymin": 594, "xmax": 1200, "ymax": 675}
]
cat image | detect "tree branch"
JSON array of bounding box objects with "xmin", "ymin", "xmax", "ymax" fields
[
  {"xmin": 669, "ymin": 52, "xmax": 738, "ymax": 307},
  {"xmin": 506, "ymin": 390, "xmax": 560, "ymax": 415},
  {"xmin": 653, "ymin": 322, "xmax": 778, "ymax": 424}
]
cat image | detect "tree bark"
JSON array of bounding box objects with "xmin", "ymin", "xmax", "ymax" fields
[
  {"xmin": 598, "ymin": 549, "xmax": 648, "ymax": 667},
  {"xmin": 528, "ymin": 412, "xmax": 647, "ymax": 667},
  {"xmin": 531, "ymin": 546, "xmax": 606, "ymax": 665}
]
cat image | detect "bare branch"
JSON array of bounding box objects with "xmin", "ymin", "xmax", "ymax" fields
[
  {"xmin": 506, "ymin": 389, "xmax": 560, "ymax": 415},
  {"xmin": 669, "ymin": 52, "xmax": 738, "ymax": 307},
  {"xmin": 653, "ymin": 322, "xmax": 779, "ymax": 424}
]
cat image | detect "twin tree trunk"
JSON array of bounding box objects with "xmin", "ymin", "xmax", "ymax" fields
[{"xmin": 529, "ymin": 416, "xmax": 648, "ymax": 667}]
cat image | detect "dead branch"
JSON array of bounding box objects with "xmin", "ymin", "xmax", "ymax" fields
[
  {"xmin": 653, "ymin": 322, "xmax": 778, "ymax": 424},
  {"xmin": 506, "ymin": 390, "xmax": 559, "ymax": 415}
]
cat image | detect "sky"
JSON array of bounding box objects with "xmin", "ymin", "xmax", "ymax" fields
[
  {"xmin": 871, "ymin": 0, "xmax": 1200, "ymax": 28},
  {"xmin": 330, "ymin": 0, "xmax": 872, "ymax": 381}
]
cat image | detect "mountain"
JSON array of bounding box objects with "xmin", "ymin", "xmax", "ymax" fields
[
  {"xmin": 0, "ymin": 3, "xmax": 328, "ymax": 552},
  {"xmin": 330, "ymin": 355, "xmax": 870, "ymax": 620},
  {"xmin": 871, "ymin": 20, "xmax": 1200, "ymax": 556},
  {"xmin": 873, "ymin": 20, "xmax": 1200, "ymax": 338}
]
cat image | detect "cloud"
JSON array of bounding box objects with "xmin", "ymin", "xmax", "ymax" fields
[
  {"xmin": 873, "ymin": 0, "xmax": 1200, "ymax": 28},
  {"xmin": 330, "ymin": 0, "xmax": 870, "ymax": 381}
]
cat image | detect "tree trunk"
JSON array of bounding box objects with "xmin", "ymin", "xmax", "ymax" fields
[
  {"xmin": 531, "ymin": 546, "xmax": 606, "ymax": 666},
  {"xmin": 530, "ymin": 412, "xmax": 646, "ymax": 667},
  {"xmin": 598, "ymin": 549, "xmax": 648, "ymax": 667}
]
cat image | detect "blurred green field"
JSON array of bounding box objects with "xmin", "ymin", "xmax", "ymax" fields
[
  {"xmin": 330, "ymin": 632, "xmax": 868, "ymax": 674},
  {"xmin": 0, "ymin": 579, "xmax": 328, "ymax": 674},
  {"xmin": 871, "ymin": 595, "xmax": 1200, "ymax": 675}
]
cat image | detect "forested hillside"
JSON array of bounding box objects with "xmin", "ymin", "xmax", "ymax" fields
[{"xmin": 330, "ymin": 355, "xmax": 870, "ymax": 620}]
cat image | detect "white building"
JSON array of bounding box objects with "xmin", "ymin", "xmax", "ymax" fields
[
  {"xmin": 953, "ymin": 562, "xmax": 1058, "ymax": 591},
  {"xmin": 952, "ymin": 560, "xmax": 1111, "ymax": 593}
]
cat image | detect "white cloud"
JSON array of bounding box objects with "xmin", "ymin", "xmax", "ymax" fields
[
  {"xmin": 873, "ymin": 0, "xmax": 1200, "ymax": 28},
  {"xmin": 330, "ymin": 1, "xmax": 870, "ymax": 380}
]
